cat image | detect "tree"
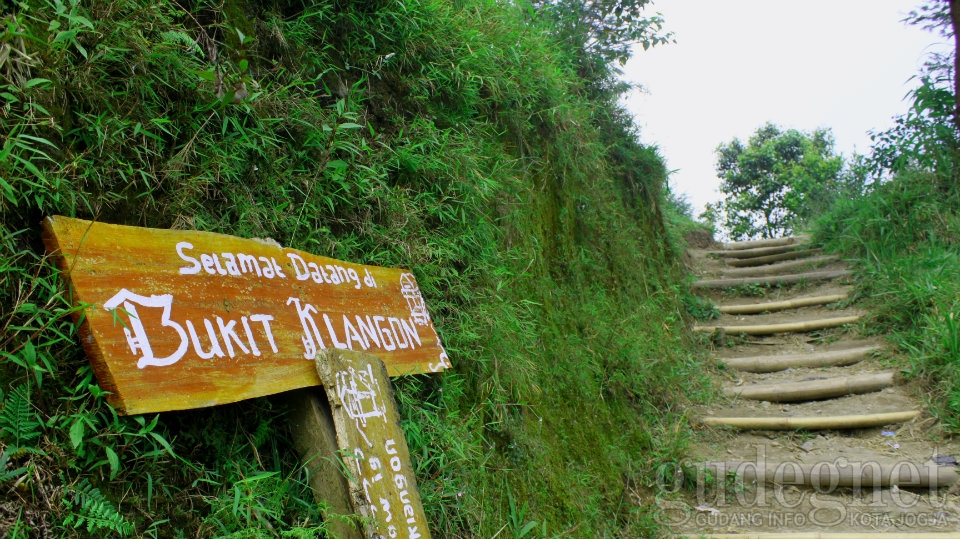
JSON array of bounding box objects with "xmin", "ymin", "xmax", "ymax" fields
[
  {"xmin": 529, "ymin": 0, "xmax": 673, "ymax": 90},
  {"xmin": 714, "ymin": 123, "xmax": 845, "ymax": 240}
]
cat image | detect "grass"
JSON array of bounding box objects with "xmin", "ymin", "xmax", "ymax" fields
[
  {"xmin": 0, "ymin": 0, "xmax": 712, "ymax": 537},
  {"xmin": 814, "ymin": 169, "xmax": 960, "ymax": 432}
]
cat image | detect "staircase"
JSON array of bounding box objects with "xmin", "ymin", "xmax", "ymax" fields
[{"xmin": 671, "ymin": 236, "xmax": 960, "ymax": 538}]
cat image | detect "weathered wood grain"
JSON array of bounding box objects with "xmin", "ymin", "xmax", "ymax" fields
[
  {"xmin": 316, "ymin": 349, "xmax": 431, "ymax": 539},
  {"xmin": 42, "ymin": 216, "xmax": 451, "ymax": 415}
]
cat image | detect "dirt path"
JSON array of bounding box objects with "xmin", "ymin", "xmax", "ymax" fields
[{"xmin": 669, "ymin": 237, "xmax": 960, "ymax": 538}]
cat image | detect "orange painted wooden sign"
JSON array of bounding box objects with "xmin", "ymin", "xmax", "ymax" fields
[{"xmin": 42, "ymin": 216, "xmax": 451, "ymax": 415}]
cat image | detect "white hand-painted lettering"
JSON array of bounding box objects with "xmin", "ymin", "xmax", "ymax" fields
[
  {"xmin": 106, "ymin": 289, "xmax": 278, "ymax": 367},
  {"xmin": 177, "ymin": 242, "xmax": 202, "ymax": 274},
  {"xmin": 342, "ymin": 315, "xmax": 367, "ymax": 350},
  {"xmin": 429, "ymin": 350, "xmax": 452, "ymax": 373},
  {"xmin": 249, "ymin": 314, "xmax": 278, "ymax": 353},
  {"xmin": 379, "ymin": 497, "xmax": 393, "ymax": 523},
  {"xmin": 216, "ymin": 316, "xmax": 250, "ymax": 357},
  {"xmin": 285, "ymin": 300, "xmax": 423, "ymax": 359},
  {"xmin": 286, "ymin": 297, "xmax": 326, "ymax": 359},
  {"xmin": 221, "ymin": 253, "xmax": 241, "ymax": 275},
  {"xmin": 323, "ymin": 313, "xmax": 349, "ymax": 350},
  {"xmin": 176, "ymin": 242, "xmax": 286, "ymax": 280},
  {"xmin": 399, "ymin": 274, "xmax": 430, "ymax": 326},
  {"xmin": 104, "ymin": 289, "xmax": 189, "ymax": 369},
  {"xmin": 287, "ymin": 253, "xmax": 367, "ymax": 289},
  {"xmin": 374, "ymin": 316, "xmax": 396, "ymax": 351},
  {"xmin": 364, "ymin": 268, "xmax": 377, "ymax": 288},
  {"xmin": 186, "ymin": 319, "xmax": 224, "ymax": 359},
  {"xmin": 336, "ymin": 364, "xmax": 386, "ymax": 448}
]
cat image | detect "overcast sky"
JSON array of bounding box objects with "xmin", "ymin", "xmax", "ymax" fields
[{"xmin": 622, "ymin": 0, "xmax": 951, "ymax": 217}]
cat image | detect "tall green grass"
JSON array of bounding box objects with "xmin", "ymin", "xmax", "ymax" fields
[
  {"xmin": 0, "ymin": 0, "xmax": 708, "ymax": 537},
  {"xmin": 815, "ymin": 170, "xmax": 960, "ymax": 430}
]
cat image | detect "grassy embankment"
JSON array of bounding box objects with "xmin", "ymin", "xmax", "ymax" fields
[
  {"xmin": 813, "ymin": 69, "xmax": 960, "ymax": 433},
  {"xmin": 0, "ymin": 0, "xmax": 712, "ymax": 537}
]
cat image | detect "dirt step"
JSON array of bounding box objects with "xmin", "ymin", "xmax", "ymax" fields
[
  {"xmin": 694, "ymin": 459, "xmax": 959, "ymax": 489},
  {"xmin": 726, "ymin": 247, "xmax": 824, "ymax": 267},
  {"xmin": 695, "ymin": 314, "xmax": 861, "ymax": 336},
  {"xmin": 725, "ymin": 372, "xmax": 895, "ymax": 402},
  {"xmin": 720, "ymin": 345, "xmax": 881, "ymax": 372},
  {"xmin": 717, "ymin": 292, "xmax": 850, "ymax": 315},
  {"xmin": 702, "ymin": 411, "xmax": 919, "ymax": 430},
  {"xmin": 709, "ymin": 243, "xmax": 814, "ymax": 259},
  {"xmin": 693, "ymin": 269, "xmax": 852, "ymax": 289},
  {"xmin": 720, "ymin": 255, "xmax": 841, "ymax": 277},
  {"xmin": 721, "ymin": 235, "xmax": 811, "ymax": 251},
  {"xmin": 687, "ymin": 532, "xmax": 960, "ymax": 538}
]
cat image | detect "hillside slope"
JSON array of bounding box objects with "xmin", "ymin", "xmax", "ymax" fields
[{"xmin": 0, "ymin": 0, "xmax": 710, "ymax": 537}]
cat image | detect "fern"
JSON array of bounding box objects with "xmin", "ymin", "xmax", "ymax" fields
[
  {"xmin": 61, "ymin": 478, "xmax": 135, "ymax": 536},
  {"xmin": 0, "ymin": 384, "xmax": 42, "ymax": 452},
  {"xmin": 0, "ymin": 449, "xmax": 28, "ymax": 483}
]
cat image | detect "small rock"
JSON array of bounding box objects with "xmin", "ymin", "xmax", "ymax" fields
[
  {"xmin": 934, "ymin": 454, "xmax": 958, "ymax": 467},
  {"xmin": 800, "ymin": 441, "xmax": 815, "ymax": 452}
]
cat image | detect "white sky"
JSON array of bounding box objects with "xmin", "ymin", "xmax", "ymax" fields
[{"xmin": 622, "ymin": 0, "xmax": 951, "ymax": 217}]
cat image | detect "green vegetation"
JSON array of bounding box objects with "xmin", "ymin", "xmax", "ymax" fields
[
  {"xmin": 712, "ymin": 123, "xmax": 858, "ymax": 240},
  {"xmin": 0, "ymin": 0, "xmax": 710, "ymax": 537},
  {"xmin": 812, "ymin": 2, "xmax": 960, "ymax": 432}
]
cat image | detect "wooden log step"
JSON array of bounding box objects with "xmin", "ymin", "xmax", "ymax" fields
[
  {"xmin": 701, "ymin": 410, "xmax": 920, "ymax": 430},
  {"xmin": 694, "ymin": 314, "xmax": 861, "ymax": 335},
  {"xmin": 695, "ymin": 459, "xmax": 959, "ymax": 489},
  {"xmin": 724, "ymin": 372, "xmax": 895, "ymax": 402},
  {"xmin": 692, "ymin": 269, "xmax": 852, "ymax": 289},
  {"xmin": 686, "ymin": 534, "xmax": 960, "ymax": 539},
  {"xmin": 717, "ymin": 292, "xmax": 849, "ymax": 315},
  {"xmin": 726, "ymin": 248, "xmax": 823, "ymax": 267},
  {"xmin": 709, "ymin": 243, "xmax": 812, "ymax": 259},
  {"xmin": 721, "ymin": 345, "xmax": 881, "ymax": 372},
  {"xmin": 720, "ymin": 254, "xmax": 841, "ymax": 277},
  {"xmin": 722, "ymin": 235, "xmax": 809, "ymax": 251}
]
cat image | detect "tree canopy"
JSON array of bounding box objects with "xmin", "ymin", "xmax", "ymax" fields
[{"xmin": 714, "ymin": 123, "xmax": 845, "ymax": 240}]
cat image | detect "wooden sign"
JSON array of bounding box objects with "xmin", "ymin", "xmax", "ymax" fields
[
  {"xmin": 42, "ymin": 216, "xmax": 451, "ymax": 415},
  {"xmin": 316, "ymin": 349, "xmax": 431, "ymax": 539}
]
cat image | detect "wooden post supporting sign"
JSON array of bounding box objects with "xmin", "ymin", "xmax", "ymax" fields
[
  {"xmin": 42, "ymin": 216, "xmax": 448, "ymax": 538},
  {"xmin": 316, "ymin": 349, "xmax": 431, "ymax": 539}
]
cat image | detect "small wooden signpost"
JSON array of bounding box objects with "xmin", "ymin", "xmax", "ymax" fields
[
  {"xmin": 43, "ymin": 216, "xmax": 447, "ymax": 539},
  {"xmin": 316, "ymin": 349, "xmax": 431, "ymax": 539}
]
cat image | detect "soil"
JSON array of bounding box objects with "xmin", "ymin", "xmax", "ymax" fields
[{"xmin": 662, "ymin": 238, "xmax": 960, "ymax": 536}]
